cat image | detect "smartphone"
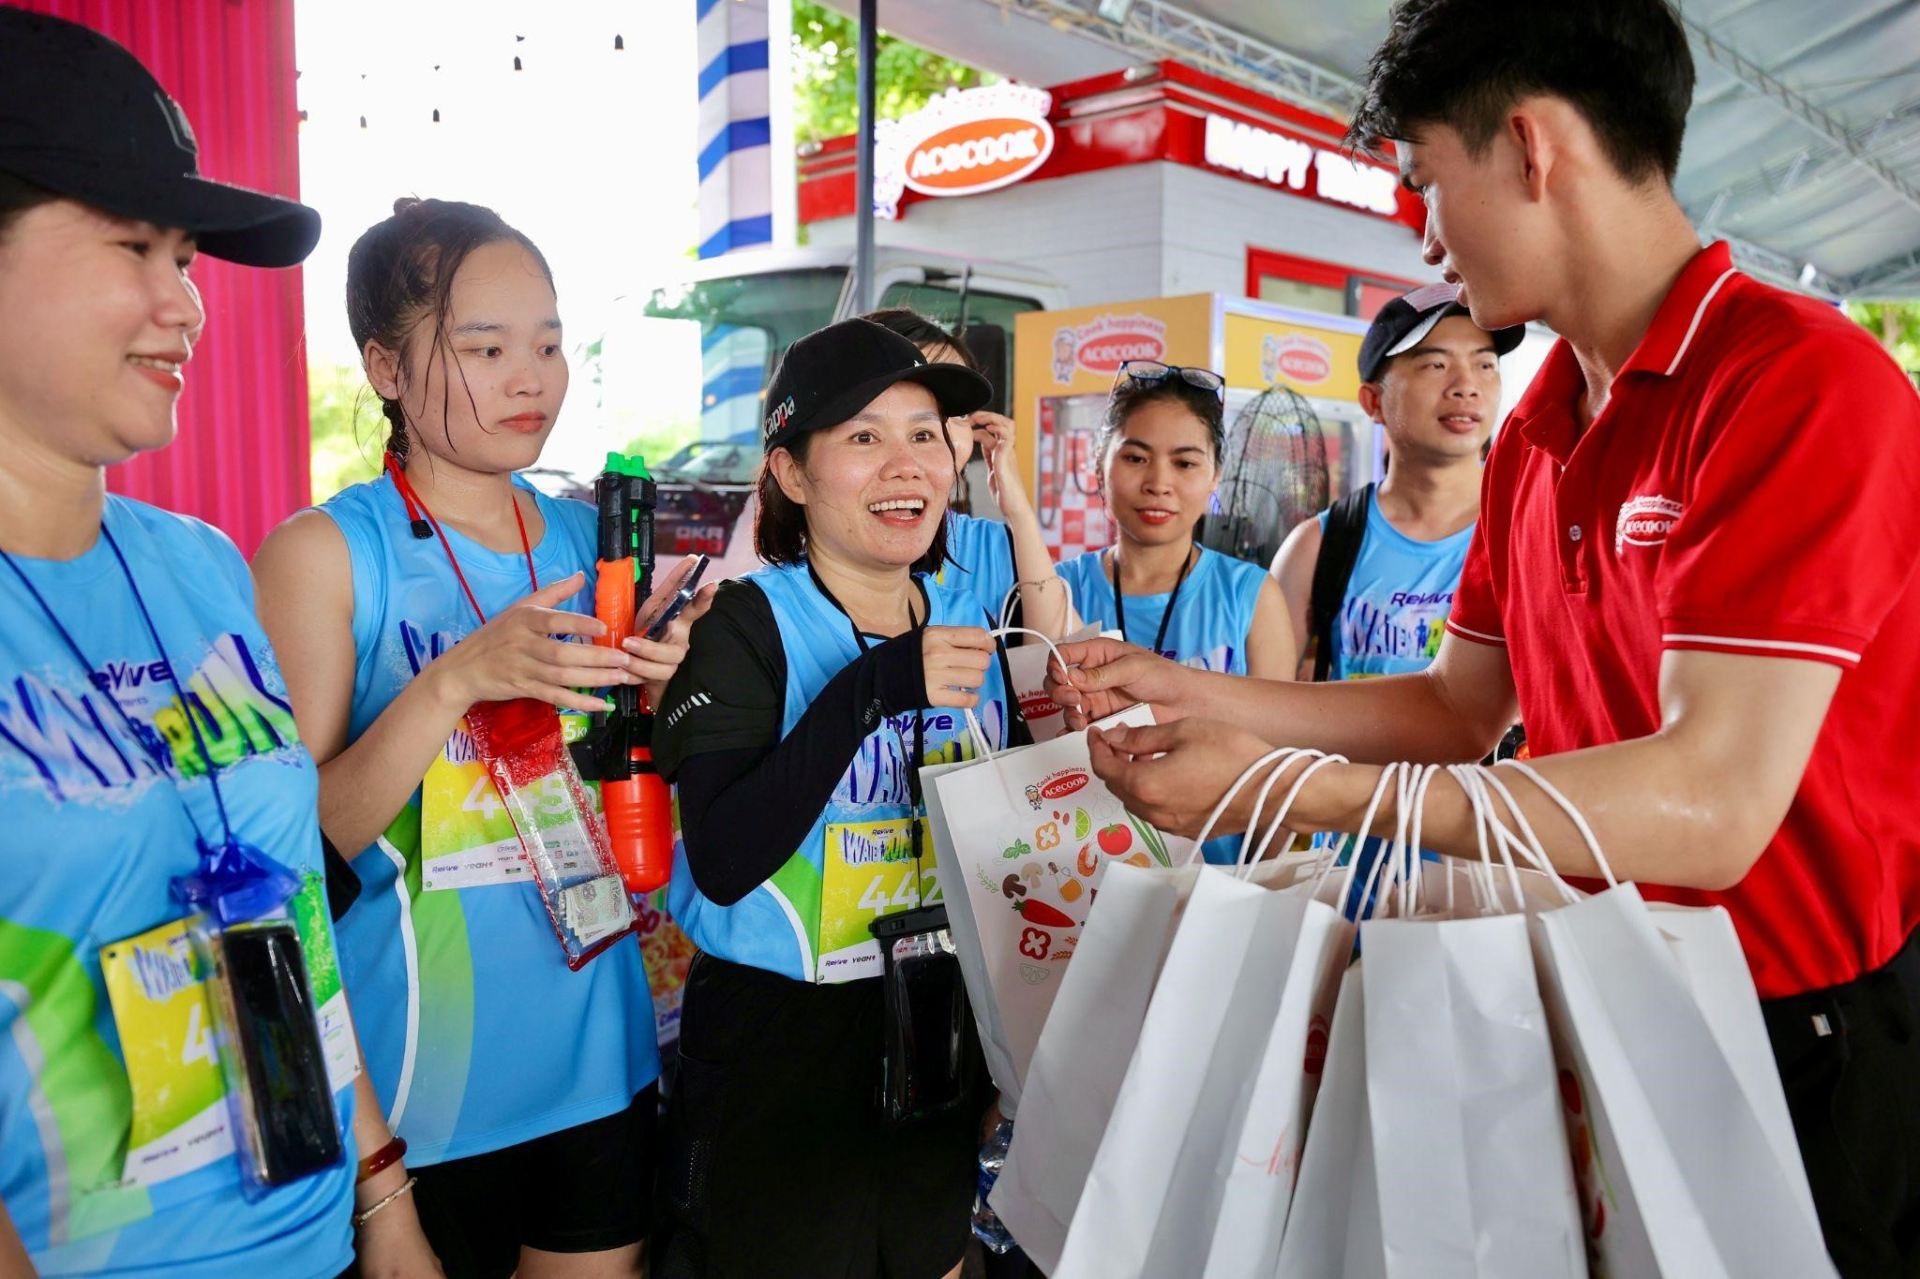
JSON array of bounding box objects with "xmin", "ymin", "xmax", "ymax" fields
[
  {"xmin": 641, "ymin": 554, "xmax": 711, "ymax": 642},
  {"xmin": 211, "ymin": 922, "xmax": 342, "ymax": 1185}
]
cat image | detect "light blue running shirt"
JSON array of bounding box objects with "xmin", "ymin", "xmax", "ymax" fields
[
  {"xmin": 1056, "ymin": 544, "xmax": 1266, "ymax": 864},
  {"xmin": 0, "ymin": 497, "xmax": 355, "ymax": 1278},
  {"xmin": 1318, "ymin": 486, "xmax": 1474, "ymax": 918},
  {"xmin": 667, "ymin": 563, "xmax": 1015, "ymax": 981},
  {"xmin": 1320, "ymin": 488, "xmax": 1474, "ymax": 681},
  {"xmin": 936, "ymin": 512, "xmax": 1018, "ymax": 622},
  {"xmin": 319, "ymin": 474, "xmax": 658, "ymax": 1166}
]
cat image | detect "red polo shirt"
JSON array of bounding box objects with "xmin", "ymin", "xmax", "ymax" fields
[{"xmin": 1449, "ymin": 241, "xmax": 1920, "ymax": 998}]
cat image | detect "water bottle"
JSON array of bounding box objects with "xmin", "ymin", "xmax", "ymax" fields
[{"xmin": 972, "ymin": 1117, "xmax": 1017, "ymax": 1254}]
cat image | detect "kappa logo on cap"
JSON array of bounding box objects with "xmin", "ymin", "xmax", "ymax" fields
[
  {"xmin": 764, "ymin": 394, "xmax": 797, "ymax": 440},
  {"xmin": 152, "ymin": 90, "xmax": 197, "ymax": 157}
]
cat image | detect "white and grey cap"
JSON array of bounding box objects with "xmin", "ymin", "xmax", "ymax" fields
[{"xmin": 1358, "ymin": 281, "xmax": 1523, "ymax": 382}]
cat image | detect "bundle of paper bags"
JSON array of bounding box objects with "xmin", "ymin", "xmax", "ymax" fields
[{"xmin": 923, "ymin": 732, "xmax": 1837, "ymax": 1278}]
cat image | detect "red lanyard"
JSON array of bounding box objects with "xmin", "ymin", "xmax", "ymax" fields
[{"xmin": 385, "ymin": 453, "xmax": 537, "ymax": 626}]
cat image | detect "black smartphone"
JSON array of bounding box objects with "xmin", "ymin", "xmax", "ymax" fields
[
  {"xmin": 213, "ymin": 922, "xmax": 342, "ymax": 1185},
  {"xmin": 641, "ymin": 554, "xmax": 711, "ymax": 641}
]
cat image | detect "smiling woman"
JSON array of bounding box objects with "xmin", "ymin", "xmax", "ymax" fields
[{"xmin": 650, "ymin": 318, "xmax": 1027, "ymax": 1278}]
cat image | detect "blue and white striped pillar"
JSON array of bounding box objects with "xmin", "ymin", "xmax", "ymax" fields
[
  {"xmin": 696, "ymin": 0, "xmax": 793, "ymax": 258},
  {"xmin": 695, "ymin": 0, "xmax": 794, "ymax": 440}
]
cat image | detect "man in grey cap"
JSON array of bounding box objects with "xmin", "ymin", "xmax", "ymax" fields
[{"xmin": 1270, "ymin": 282, "xmax": 1520, "ymax": 685}]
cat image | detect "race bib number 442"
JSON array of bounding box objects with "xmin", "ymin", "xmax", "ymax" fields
[{"xmin": 816, "ymin": 815, "xmax": 940, "ymax": 984}]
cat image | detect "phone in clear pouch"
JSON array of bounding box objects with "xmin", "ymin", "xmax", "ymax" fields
[
  {"xmin": 201, "ymin": 919, "xmax": 342, "ymax": 1193},
  {"xmin": 870, "ymin": 904, "xmax": 974, "ymax": 1124}
]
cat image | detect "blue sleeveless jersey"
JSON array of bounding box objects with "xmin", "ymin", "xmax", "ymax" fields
[
  {"xmin": 1057, "ymin": 545, "xmax": 1266, "ymax": 864},
  {"xmin": 1319, "ymin": 490, "xmax": 1474, "ymax": 680},
  {"xmin": 0, "ymin": 498, "xmax": 354, "ymax": 1277},
  {"xmin": 667, "ymin": 563, "xmax": 1013, "ymax": 981},
  {"xmin": 319, "ymin": 475, "xmax": 657, "ymax": 1166},
  {"xmin": 936, "ymin": 512, "xmax": 1017, "ymax": 623}
]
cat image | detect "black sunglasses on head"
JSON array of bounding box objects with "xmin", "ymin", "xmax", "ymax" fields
[{"xmin": 1114, "ymin": 359, "xmax": 1226, "ymax": 401}]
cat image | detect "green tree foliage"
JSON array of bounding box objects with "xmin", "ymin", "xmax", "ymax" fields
[
  {"xmin": 791, "ymin": 0, "xmax": 995, "ymax": 144},
  {"xmin": 309, "ymin": 361, "xmax": 384, "ymax": 503},
  {"xmin": 1847, "ymin": 301, "xmax": 1920, "ymax": 375}
]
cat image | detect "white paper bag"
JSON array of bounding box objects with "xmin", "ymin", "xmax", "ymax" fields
[
  {"xmin": 929, "ymin": 704, "xmax": 1189, "ymax": 1097},
  {"xmin": 1362, "ymin": 912, "xmax": 1585, "ymax": 1278},
  {"xmin": 1537, "ymin": 885, "xmax": 1837, "ymax": 1278},
  {"xmin": 1275, "ymin": 963, "xmax": 1382, "ymax": 1279},
  {"xmin": 999, "ymin": 622, "xmax": 1118, "ymax": 743},
  {"xmin": 988, "ymin": 860, "xmax": 1199, "ymax": 1274},
  {"xmin": 1055, "ymin": 861, "xmax": 1304, "ymax": 1278}
]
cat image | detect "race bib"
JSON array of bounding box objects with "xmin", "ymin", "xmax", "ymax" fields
[
  {"xmin": 100, "ymin": 872, "xmax": 355, "ymax": 1188},
  {"xmin": 816, "ymin": 815, "xmax": 941, "ymax": 983},
  {"xmin": 420, "ymin": 712, "xmax": 596, "ymax": 890}
]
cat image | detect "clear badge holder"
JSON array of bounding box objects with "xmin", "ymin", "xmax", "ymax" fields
[
  {"xmin": 172, "ymin": 838, "xmax": 342, "ymax": 1200},
  {"xmin": 464, "ymin": 696, "xmax": 639, "ymax": 970},
  {"xmin": 870, "ymin": 903, "xmax": 975, "ymax": 1124}
]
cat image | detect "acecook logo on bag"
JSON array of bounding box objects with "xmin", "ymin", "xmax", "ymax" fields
[
  {"xmin": 1039, "ymin": 769, "xmax": 1090, "ymax": 801},
  {"xmin": 1020, "ymin": 690, "xmax": 1061, "ymax": 721}
]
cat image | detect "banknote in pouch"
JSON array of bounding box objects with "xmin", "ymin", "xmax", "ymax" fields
[{"xmin": 870, "ymin": 904, "xmax": 975, "ymax": 1124}]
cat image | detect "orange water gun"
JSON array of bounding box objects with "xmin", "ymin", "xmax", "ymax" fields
[{"xmin": 571, "ymin": 452, "xmax": 674, "ymax": 894}]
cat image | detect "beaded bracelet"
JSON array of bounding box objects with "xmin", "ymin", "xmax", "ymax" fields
[
  {"xmin": 356, "ymin": 1135, "xmax": 407, "ymax": 1185},
  {"xmin": 351, "ymin": 1175, "xmax": 418, "ymax": 1229}
]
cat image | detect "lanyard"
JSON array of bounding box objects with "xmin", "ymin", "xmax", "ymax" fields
[
  {"xmin": 806, "ymin": 563, "xmax": 930, "ymax": 869},
  {"xmin": 1108, "ymin": 542, "xmax": 1196, "ymax": 657},
  {"xmin": 1, "ymin": 521, "xmax": 298, "ymax": 923},
  {"xmin": 385, "ymin": 454, "xmax": 538, "ymax": 627}
]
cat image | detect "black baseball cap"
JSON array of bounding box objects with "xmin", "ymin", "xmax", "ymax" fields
[
  {"xmin": 762, "ymin": 318, "xmax": 991, "ymax": 453},
  {"xmin": 0, "ymin": 9, "xmax": 320, "ymax": 268},
  {"xmin": 1358, "ymin": 282, "xmax": 1524, "ymax": 382}
]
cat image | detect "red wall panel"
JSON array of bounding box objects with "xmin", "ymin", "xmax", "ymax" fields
[{"xmin": 16, "ymin": 0, "xmax": 310, "ymax": 556}]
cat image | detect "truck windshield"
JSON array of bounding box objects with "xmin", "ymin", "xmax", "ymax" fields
[{"xmin": 644, "ymin": 268, "xmax": 846, "ymax": 441}]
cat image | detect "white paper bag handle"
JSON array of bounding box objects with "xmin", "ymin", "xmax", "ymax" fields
[
  {"xmin": 1319, "ymin": 761, "xmax": 1407, "ymax": 913},
  {"xmin": 1233, "ymin": 748, "xmax": 1312, "ymax": 868},
  {"xmin": 1240, "ymin": 751, "xmax": 1349, "ymax": 877},
  {"xmin": 998, "ymin": 576, "xmax": 1077, "ymax": 633},
  {"xmin": 1458, "ymin": 764, "xmax": 1587, "ymax": 906},
  {"xmin": 959, "ymin": 624, "xmax": 1075, "ymax": 766},
  {"xmin": 1189, "ymin": 747, "xmax": 1308, "ymax": 861},
  {"xmin": 1448, "ymin": 763, "xmax": 1530, "ymax": 910},
  {"xmin": 1494, "ymin": 758, "xmax": 1620, "ymax": 888}
]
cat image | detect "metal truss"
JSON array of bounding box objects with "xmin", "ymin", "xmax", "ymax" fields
[
  {"xmin": 1680, "ymin": 14, "xmax": 1920, "ymax": 219},
  {"xmin": 1842, "ymin": 246, "xmax": 1920, "ymax": 299},
  {"xmin": 983, "ymin": 0, "xmax": 1365, "ymax": 120}
]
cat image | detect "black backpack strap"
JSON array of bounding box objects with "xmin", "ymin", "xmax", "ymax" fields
[{"xmin": 1308, "ymin": 482, "xmax": 1375, "ymax": 683}]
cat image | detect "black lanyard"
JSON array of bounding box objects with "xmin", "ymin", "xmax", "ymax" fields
[
  {"xmin": 806, "ymin": 563, "xmax": 930, "ymax": 870},
  {"xmin": 1109, "ymin": 542, "xmax": 1196, "ymax": 657}
]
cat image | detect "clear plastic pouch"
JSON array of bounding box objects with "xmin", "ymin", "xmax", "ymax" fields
[
  {"xmin": 465, "ymin": 696, "xmax": 638, "ymax": 969},
  {"xmin": 194, "ymin": 917, "xmax": 343, "ymax": 1198},
  {"xmin": 871, "ymin": 904, "xmax": 974, "ymax": 1124}
]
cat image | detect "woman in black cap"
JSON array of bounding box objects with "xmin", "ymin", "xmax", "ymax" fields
[
  {"xmin": 650, "ymin": 318, "xmax": 1027, "ymax": 1277},
  {"xmin": 0, "ymin": 11, "xmax": 436, "ymax": 1278}
]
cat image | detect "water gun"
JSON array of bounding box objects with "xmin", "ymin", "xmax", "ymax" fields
[{"xmin": 570, "ymin": 452, "xmax": 674, "ymax": 894}]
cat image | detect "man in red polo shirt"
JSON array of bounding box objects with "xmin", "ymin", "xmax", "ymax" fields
[{"xmin": 1046, "ymin": 0, "xmax": 1920, "ymax": 1270}]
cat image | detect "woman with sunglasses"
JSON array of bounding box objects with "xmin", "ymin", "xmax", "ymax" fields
[
  {"xmin": 0, "ymin": 12, "xmax": 436, "ymax": 1276},
  {"xmin": 1054, "ymin": 361, "xmax": 1293, "ymax": 864}
]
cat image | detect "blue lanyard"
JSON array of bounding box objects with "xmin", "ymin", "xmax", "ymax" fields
[{"xmin": 1, "ymin": 520, "xmax": 299, "ymax": 924}]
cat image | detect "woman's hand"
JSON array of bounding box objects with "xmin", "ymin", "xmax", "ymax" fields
[
  {"xmin": 352, "ymin": 1164, "xmax": 444, "ymax": 1278},
  {"xmin": 966, "ymin": 411, "xmax": 1031, "ymax": 520},
  {"xmin": 923, "ymin": 625, "xmax": 996, "ymax": 709},
  {"xmin": 628, "ymin": 557, "xmax": 721, "ymax": 707},
  {"xmin": 432, "ymin": 572, "xmax": 638, "ymax": 715}
]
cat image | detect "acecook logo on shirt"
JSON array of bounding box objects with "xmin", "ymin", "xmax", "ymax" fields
[{"xmin": 1615, "ymin": 495, "xmax": 1684, "ymax": 554}]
